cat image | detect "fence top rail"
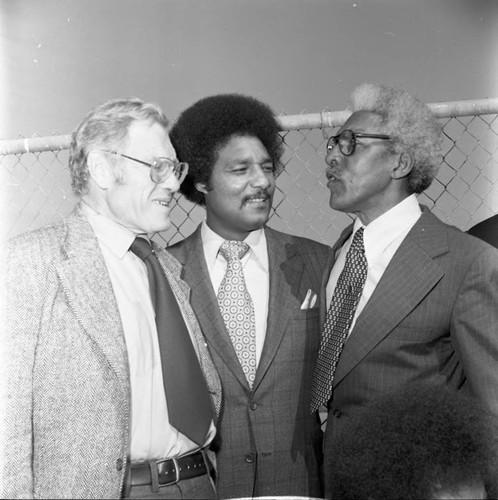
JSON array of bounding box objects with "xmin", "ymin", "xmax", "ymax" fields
[
  {"xmin": 2, "ymin": 97, "xmax": 497, "ymax": 156},
  {"xmin": 278, "ymin": 97, "xmax": 498, "ymax": 131}
]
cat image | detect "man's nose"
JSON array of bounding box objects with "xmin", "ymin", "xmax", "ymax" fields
[
  {"xmin": 159, "ymin": 171, "xmax": 181, "ymax": 193},
  {"xmin": 325, "ymin": 148, "xmax": 340, "ymax": 167},
  {"xmin": 251, "ymin": 164, "xmax": 272, "ymax": 188}
]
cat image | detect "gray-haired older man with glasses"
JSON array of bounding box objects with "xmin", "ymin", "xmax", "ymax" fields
[
  {"xmin": 310, "ymin": 83, "xmax": 498, "ymax": 499},
  {"xmin": 1, "ymin": 98, "xmax": 221, "ymax": 500}
]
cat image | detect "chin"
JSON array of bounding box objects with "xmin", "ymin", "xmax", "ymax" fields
[
  {"xmin": 148, "ymin": 221, "xmax": 171, "ymax": 234},
  {"xmin": 329, "ymin": 200, "xmax": 341, "ymax": 211},
  {"xmin": 247, "ymin": 215, "xmax": 269, "ymax": 230},
  {"xmin": 329, "ymin": 197, "xmax": 349, "ymax": 213}
]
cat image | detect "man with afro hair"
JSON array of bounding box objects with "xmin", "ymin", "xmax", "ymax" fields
[
  {"xmin": 168, "ymin": 93, "xmax": 330, "ymax": 498},
  {"xmin": 327, "ymin": 383, "xmax": 498, "ymax": 499}
]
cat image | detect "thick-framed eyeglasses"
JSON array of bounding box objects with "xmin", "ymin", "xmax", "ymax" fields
[
  {"xmin": 101, "ymin": 151, "xmax": 189, "ymax": 184},
  {"xmin": 327, "ymin": 130, "xmax": 391, "ymax": 156}
]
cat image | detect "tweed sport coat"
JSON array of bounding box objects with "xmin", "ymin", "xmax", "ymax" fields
[
  {"xmin": 321, "ymin": 209, "xmax": 498, "ymax": 495},
  {"xmin": 0, "ymin": 207, "xmax": 222, "ymax": 500},
  {"xmin": 168, "ymin": 225, "xmax": 331, "ymax": 499}
]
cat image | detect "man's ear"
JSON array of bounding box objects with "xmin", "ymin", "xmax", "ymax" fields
[
  {"xmin": 195, "ymin": 181, "xmax": 209, "ymax": 194},
  {"xmin": 87, "ymin": 152, "xmax": 115, "ymax": 189},
  {"xmin": 392, "ymin": 152, "xmax": 414, "ymax": 180}
]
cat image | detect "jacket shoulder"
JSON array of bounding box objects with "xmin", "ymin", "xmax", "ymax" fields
[
  {"xmin": 166, "ymin": 231, "xmax": 199, "ymax": 263},
  {"xmin": 432, "ymin": 212, "xmax": 495, "ymax": 250},
  {"xmin": 265, "ymin": 226, "xmax": 331, "ymax": 255},
  {"xmin": 414, "ymin": 211, "xmax": 498, "ymax": 266},
  {"xmin": 6, "ymin": 218, "xmax": 68, "ymax": 264}
]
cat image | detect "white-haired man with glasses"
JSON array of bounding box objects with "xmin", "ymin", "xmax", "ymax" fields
[
  {"xmin": 309, "ymin": 83, "xmax": 498, "ymax": 498},
  {"xmin": 1, "ymin": 98, "xmax": 221, "ymax": 499}
]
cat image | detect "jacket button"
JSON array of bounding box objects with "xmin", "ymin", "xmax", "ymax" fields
[
  {"xmin": 250, "ymin": 401, "xmax": 258, "ymax": 410},
  {"xmin": 332, "ymin": 409, "xmax": 342, "ymax": 418},
  {"xmin": 244, "ymin": 453, "xmax": 255, "ymax": 463},
  {"xmin": 116, "ymin": 458, "xmax": 123, "ymax": 471}
]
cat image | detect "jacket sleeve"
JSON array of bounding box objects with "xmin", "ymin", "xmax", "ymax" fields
[
  {"xmin": 450, "ymin": 242, "xmax": 498, "ymax": 418},
  {"xmin": 0, "ymin": 234, "xmax": 53, "ymax": 499}
]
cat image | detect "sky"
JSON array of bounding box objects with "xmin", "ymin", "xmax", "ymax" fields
[{"xmin": 1, "ymin": 0, "xmax": 497, "ymax": 139}]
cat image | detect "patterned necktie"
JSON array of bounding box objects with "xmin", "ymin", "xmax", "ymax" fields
[
  {"xmin": 217, "ymin": 240, "xmax": 257, "ymax": 388},
  {"xmin": 310, "ymin": 227, "xmax": 368, "ymax": 412},
  {"xmin": 130, "ymin": 237, "xmax": 213, "ymax": 446}
]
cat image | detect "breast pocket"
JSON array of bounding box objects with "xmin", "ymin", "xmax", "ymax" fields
[
  {"xmin": 293, "ymin": 306, "xmax": 319, "ymax": 322},
  {"xmin": 388, "ymin": 325, "xmax": 434, "ymax": 342},
  {"xmin": 388, "ymin": 307, "xmax": 444, "ymax": 342},
  {"xmin": 291, "ymin": 307, "xmax": 321, "ymax": 355}
]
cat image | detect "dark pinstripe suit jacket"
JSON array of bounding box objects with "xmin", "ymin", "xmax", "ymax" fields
[
  {"xmin": 468, "ymin": 214, "xmax": 498, "ymax": 249},
  {"xmin": 168, "ymin": 225, "xmax": 331, "ymax": 499},
  {"xmin": 322, "ymin": 208, "xmax": 498, "ymax": 495}
]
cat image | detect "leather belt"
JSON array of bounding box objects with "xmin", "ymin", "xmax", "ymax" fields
[{"xmin": 130, "ymin": 451, "xmax": 209, "ymax": 487}]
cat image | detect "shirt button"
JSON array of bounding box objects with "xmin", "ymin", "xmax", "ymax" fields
[
  {"xmin": 245, "ymin": 453, "xmax": 255, "ymax": 463},
  {"xmin": 332, "ymin": 409, "xmax": 342, "ymax": 418},
  {"xmin": 250, "ymin": 401, "xmax": 258, "ymax": 410},
  {"xmin": 116, "ymin": 458, "xmax": 123, "ymax": 471}
]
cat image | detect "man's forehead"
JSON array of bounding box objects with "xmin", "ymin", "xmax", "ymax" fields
[
  {"xmin": 127, "ymin": 119, "xmax": 167, "ymax": 138},
  {"xmin": 219, "ymin": 135, "xmax": 270, "ymax": 159},
  {"xmin": 126, "ymin": 120, "xmax": 173, "ymax": 150},
  {"xmin": 342, "ymin": 110, "xmax": 384, "ymax": 132}
]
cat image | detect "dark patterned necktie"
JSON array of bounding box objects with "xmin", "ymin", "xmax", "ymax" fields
[
  {"xmin": 130, "ymin": 237, "xmax": 212, "ymax": 446},
  {"xmin": 310, "ymin": 227, "xmax": 368, "ymax": 412},
  {"xmin": 217, "ymin": 240, "xmax": 257, "ymax": 388}
]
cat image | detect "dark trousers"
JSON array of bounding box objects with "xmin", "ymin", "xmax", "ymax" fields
[
  {"xmin": 123, "ymin": 473, "xmax": 217, "ymax": 500},
  {"xmin": 122, "ymin": 450, "xmax": 217, "ymax": 500}
]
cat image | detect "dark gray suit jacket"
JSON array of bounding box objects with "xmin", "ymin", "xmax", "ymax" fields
[
  {"xmin": 168, "ymin": 225, "xmax": 330, "ymax": 499},
  {"xmin": 322, "ymin": 209, "xmax": 498, "ymax": 496},
  {"xmin": 467, "ymin": 214, "xmax": 498, "ymax": 249}
]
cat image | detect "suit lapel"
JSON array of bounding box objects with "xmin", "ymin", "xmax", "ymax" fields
[
  {"xmin": 153, "ymin": 241, "xmax": 190, "ymax": 298},
  {"xmin": 333, "ymin": 211, "xmax": 448, "ymax": 386},
  {"xmin": 156, "ymin": 241, "xmax": 222, "ymax": 418},
  {"xmin": 56, "ymin": 209, "xmax": 129, "ymax": 390},
  {"xmin": 179, "ymin": 227, "xmax": 251, "ymax": 390},
  {"xmin": 253, "ymin": 228, "xmax": 304, "ymax": 389}
]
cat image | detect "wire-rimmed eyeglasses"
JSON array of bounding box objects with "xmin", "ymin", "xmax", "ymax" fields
[
  {"xmin": 327, "ymin": 130, "xmax": 391, "ymax": 157},
  {"xmin": 101, "ymin": 151, "xmax": 189, "ymax": 184}
]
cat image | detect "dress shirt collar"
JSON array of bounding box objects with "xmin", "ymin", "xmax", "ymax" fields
[
  {"xmin": 200, "ymin": 221, "xmax": 268, "ymax": 272},
  {"xmin": 80, "ymin": 201, "xmax": 138, "ymax": 259},
  {"xmin": 353, "ymin": 194, "xmax": 421, "ymax": 260}
]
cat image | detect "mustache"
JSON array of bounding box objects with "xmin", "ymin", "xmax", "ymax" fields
[{"xmin": 242, "ymin": 190, "xmax": 271, "ymax": 202}]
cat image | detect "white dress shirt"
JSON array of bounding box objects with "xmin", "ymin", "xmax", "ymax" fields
[
  {"xmin": 326, "ymin": 195, "xmax": 422, "ymax": 336},
  {"xmin": 81, "ymin": 203, "xmax": 214, "ymax": 461},
  {"xmin": 201, "ymin": 221, "xmax": 269, "ymax": 365}
]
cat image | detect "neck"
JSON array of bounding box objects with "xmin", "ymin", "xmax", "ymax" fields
[
  {"xmin": 206, "ymin": 221, "xmax": 262, "ymax": 242},
  {"xmin": 354, "ymin": 192, "xmax": 411, "ymax": 226}
]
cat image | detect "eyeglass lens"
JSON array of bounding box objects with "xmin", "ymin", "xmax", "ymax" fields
[
  {"xmin": 151, "ymin": 159, "xmax": 188, "ymax": 183},
  {"xmin": 328, "ymin": 130, "xmax": 355, "ymax": 156}
]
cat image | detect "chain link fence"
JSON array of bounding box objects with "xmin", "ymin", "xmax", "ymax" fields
[{"xmin": 1, "ymin": 99, "xmax": 497, "ymax": 247}]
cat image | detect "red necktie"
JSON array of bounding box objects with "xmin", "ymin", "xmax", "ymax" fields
[{"xmin": 130, "ymin": 237, "xmax": 212, "ymax": 446}]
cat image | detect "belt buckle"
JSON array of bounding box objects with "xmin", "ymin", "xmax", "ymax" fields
[{"xmin": 158, "ymin": 457, "xmax": 180, "ymax": 487}]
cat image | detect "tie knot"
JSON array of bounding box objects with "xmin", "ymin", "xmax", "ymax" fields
[
  {"xmin": 219, "ymin": 240, "xmax": 250, "ymax": 262},
  {"xmin": 350, "ymin": 227, "xmax": 365, "ymax": 254},
  {"xmin": 130, "ymin": 237, "xmax": 154, "ymax": 261}
]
